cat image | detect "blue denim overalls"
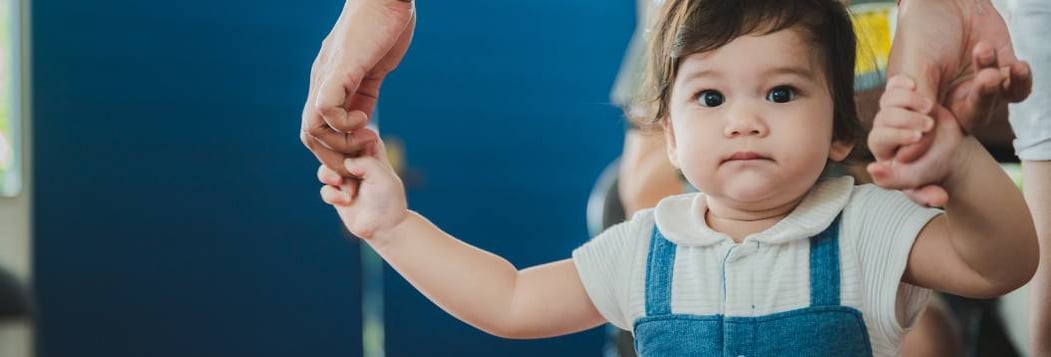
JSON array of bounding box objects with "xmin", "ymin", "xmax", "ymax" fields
[{"xmin": 632, "ymin": 216, "xmax": 873, "ymax": 356}]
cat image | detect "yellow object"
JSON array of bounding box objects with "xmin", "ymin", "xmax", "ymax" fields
[
  {"xmin": 850, "ymin": 3, "xmax": 896, "ymax": 91},
  {"xmin": 384, "ymin": 136, "xmax": 405, "ymax": 175}
]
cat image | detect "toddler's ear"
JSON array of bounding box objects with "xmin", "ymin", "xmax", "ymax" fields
[
  {"xmin": 828, "ymin": 139, "xmax": 854, "ymax": 162},
  {"xmin": 663, "ymin": 118, "xmax": 680, "ymax": 168}
]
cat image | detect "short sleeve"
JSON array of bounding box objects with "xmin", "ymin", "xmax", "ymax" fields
[
  {"xmin": 572, "ymin": 211, "xmax": 650, "ymax": 330},
  {"xmin": 845, "ymin": 185, "xmax": 942, "ymax": 340}
]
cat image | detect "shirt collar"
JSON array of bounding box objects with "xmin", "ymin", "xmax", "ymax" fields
[{"xmin": 653, "ymin": 176, "xmax": 855, "ymax": 246}]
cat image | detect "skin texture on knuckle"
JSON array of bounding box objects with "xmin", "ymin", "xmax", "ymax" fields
[
  {"xmin": 301, "ymin": 130, "xmax": 322, "ymax": 150},
  {"xmin": 319, "ymin": 105, "xmax": 348, "ymax": 125}
]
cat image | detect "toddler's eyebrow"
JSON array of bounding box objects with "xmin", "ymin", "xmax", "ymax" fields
[
  {"xmin": 681, "ymin": 68, "xmax": 725, "ymax": 81},
  {"xmin": 761, "ymin": 66, "xmax": 815, "ymax": 80}
]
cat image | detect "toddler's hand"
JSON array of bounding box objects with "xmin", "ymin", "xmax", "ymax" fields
[
  {"xmin": 867, "ymin": 76, "xmax": 967, "ymax": 207},
  {"xmin": 317, "ymin": 127, "xmax": 408, "ymax": 242}
]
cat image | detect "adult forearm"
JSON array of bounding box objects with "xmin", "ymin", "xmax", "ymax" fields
[
  {"xmin": 619, "ymin": 130, "xmax": 683, "ymax": 215},
  {"xmin": 370, "ymin": 211, "xmax": 522, "ymax": 336},
  {"xmin": 943, "ymin": 138, "xmax": 1038, "ymax": 290},
  {"xmin": 1023, "ymin": 161, "xmax": 1051, "ymax": 355}
]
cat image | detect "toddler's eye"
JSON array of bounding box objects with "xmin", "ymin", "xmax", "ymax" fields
[
  {"xmin": 766, "ymin": 86, "xmax": 796, "ymax": 103},
  {"xmin": 696, "ymin": 90, "xmax": 724, "ymax": 107}
]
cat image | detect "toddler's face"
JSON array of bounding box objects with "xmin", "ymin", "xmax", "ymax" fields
[{"xmin": 664, "ymin": 28, "xmax": 853, "ymax": 210}]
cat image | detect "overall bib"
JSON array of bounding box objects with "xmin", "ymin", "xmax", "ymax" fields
[{"xmin": 632, "ymin": 216, "xmax": 873, "ymax": 356}]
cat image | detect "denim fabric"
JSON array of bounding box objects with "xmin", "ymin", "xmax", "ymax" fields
[
  {"xmin": 810, "ymin": 218, "xmax": 841, "ymax": 307},
  {"xmin": 633, "ymin": 215, "xmax": 872, "ymax": 356},
  {"xmin": 644, "ymin": 229, "xmax": 677, "ymax": 316}
]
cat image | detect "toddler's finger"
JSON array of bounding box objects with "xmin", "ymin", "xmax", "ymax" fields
[
  {"xmin": 317, "ymin": 165, "xmax": 344, "ymax": 186},
  {"xmin": 344, "ymin": 155, "xmax": 388, "ymax": 180},
  {"xmin": 879, "ymin": 87, "xmax": 934, "ymax": 114},
  {"xmin": 869, "ymin": 127, "xmax": 923, "ymax": 161},
  {"xmin": 321, "ymin": 185, "xmax": 352, "ymax": 206},
  {"xmin": 892, "ymin": 132, "xmax": 935, "ymax": 164},
  {"xmin": 867, "ymin": 161, "xmax": 926, "ymax": 190},
  {"xmin": 343, "ymin": 179, "xmax": 359, "ymax": 200},
  {"xmin": 874, "ymin": 107, "xmax": 935, "ymax": 131}
]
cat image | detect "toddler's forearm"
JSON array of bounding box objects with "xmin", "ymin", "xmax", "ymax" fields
[{"xmin": 369, "ymin": 211, "xmax": 523, "ymax": 336}]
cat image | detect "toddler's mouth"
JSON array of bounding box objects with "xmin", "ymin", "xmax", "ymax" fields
[{"xmin": 722, "ymin": 151, "xmax": 773, "ymax": 164}]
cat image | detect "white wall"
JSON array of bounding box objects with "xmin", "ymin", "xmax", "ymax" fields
[{"xmin": 0, "ymin": 0, "xmax": 31, "ymax": 354}]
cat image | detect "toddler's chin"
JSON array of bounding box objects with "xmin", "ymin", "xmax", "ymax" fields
[{"xmin": 721, "ymin": 180, "xmax": 779, "ymax": 204}]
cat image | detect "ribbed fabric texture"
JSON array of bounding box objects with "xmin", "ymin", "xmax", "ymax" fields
[{"xmin": 573, "ymin": 177, "xmax": 941, "ymax": 357}]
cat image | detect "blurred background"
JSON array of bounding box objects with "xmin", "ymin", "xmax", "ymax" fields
[
  {"xmin": 0, "ymin": 0, "xmax": 1036, "ymax": 356},
  {"xmin": 0, "ymin": 0, "xmax": 631, "ymax": 355}
]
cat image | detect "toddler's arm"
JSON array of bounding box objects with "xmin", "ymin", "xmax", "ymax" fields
[
  {"xmin": 868, "ymin": 76, "xmax": 1038, "ymax": 298},
  {"xmin": 317, "ymin": 129, "xmax": 606, "ymax": 338}
]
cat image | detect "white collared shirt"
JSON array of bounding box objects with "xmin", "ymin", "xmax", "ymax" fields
[{"xmin": 573, "ymin": 176, "xmax": 942, "ymax": 356}]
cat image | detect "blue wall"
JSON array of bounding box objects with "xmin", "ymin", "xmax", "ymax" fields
[
  {"xmin": 32, "ymin": 0, "xmax": 631, "ymax": 355},
  {"xmin": 377, "ymin": 1, "xmax": 633, "ymax": 354}
]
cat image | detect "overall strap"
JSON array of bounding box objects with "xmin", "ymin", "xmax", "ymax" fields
[
  {"xmin": 644, "ymin": 225, "xmax": 677, "ymax": 316},
  {"xmin": 809, "ymin": 214, "xmax": 843, "ymax": 307}
]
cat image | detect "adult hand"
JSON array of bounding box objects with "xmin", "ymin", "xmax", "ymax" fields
[
  {"xmin": 887, "ymin": 0, "xmax": 1031, "ymax": 163},
  {"xmin": 301, "ymin": 0, "xmax": 415, "ymax": 176}
]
